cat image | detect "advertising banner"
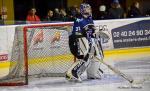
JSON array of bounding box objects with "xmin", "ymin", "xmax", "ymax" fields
[
  {"xmin": 112, "ymin": 20, "xmax": 150, "ymax": 48},
  {"xmin": 94, "ymin": 17, "xmax": 150, "ymax": 50}
]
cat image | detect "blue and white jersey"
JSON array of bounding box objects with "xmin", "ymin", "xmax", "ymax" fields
[{"xmin": 72, "ymin": 16, "xmax": 95, "ymax": 37}]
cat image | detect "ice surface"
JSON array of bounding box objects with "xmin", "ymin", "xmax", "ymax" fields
[{"xmin": 1, "ymin": 49, "xmax": 150, "ymax": 91}]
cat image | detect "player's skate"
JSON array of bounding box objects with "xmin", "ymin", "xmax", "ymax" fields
[
  {"xmin": 65, "ymin": 70, "xmax": 82, "ymax": 82},
  {"xmin": 65, "ymin": 60, "xmax": 84, "ymax": 82},
  {"xmin": 65, "ymin": 59, "xmax": 90, "ymax": 82}
]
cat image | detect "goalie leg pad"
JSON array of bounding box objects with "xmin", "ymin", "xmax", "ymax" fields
[
  {"xmin": 86, "ymin": 60, "xmax": 104, "ymax": 79},
  {"xmin": 66, "ymin": 59, "xmax": 91, "ymax": 82},
  {"xmin": 69, "ymin": 36, "xmax": 90, "ymax": 59},
  {"xmin": 86, "ymin": 38, "xmax": 104, "ymax": 79},
  {"xmin": 92, "ymin": 38, "xmax": 104, "ymax": 60}
]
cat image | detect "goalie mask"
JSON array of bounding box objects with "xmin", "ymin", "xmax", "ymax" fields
[{"xmin": 80, "ymin": 3, "xmax": 92, "ymax": 18}]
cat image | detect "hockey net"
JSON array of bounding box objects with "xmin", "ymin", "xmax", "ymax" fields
[{"xmin": 0, "ymin": 23, "xmax": 75, "ymax": 86}]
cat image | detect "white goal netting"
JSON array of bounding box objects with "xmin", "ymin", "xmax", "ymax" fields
[{"xmin": 0, "ymin": 23, "xmax": 75, "ymax": 85}]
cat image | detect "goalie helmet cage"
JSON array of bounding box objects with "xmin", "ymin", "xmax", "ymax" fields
[{"xmin": 0, "ymin": 23, "xmax": 75, "ymax": 86}]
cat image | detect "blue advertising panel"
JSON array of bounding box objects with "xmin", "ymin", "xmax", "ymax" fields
[{"xmin": 112, "ymin": 20, "xmax": 150, "ymax": 48}]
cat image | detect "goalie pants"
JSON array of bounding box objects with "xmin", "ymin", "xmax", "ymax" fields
[{"xmin": 68, "ymin": 37, "xmax": 104, "ymax": 79}]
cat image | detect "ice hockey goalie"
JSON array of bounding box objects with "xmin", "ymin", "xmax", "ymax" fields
[{"xmin": 66, "ymin": 3, "xmax": 104, "ymax": 82}]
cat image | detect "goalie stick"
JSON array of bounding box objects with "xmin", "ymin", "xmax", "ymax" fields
[
  {"xmin": 95, "ymin": 57, "xmax": 150, "ymax": 86},
  {"xmin": 90, "ymin": 30, "xmax": 149, "ymax": 87},
  {"xmin": 83, "ymin": 28, "xmax": 145, "ymax": 84},
  {"xmin": 95, "ymin": 57, "xmax": 134, "ymax": 83},
  {"xmin": 92, "ymin": 32, "xmax": 134, "ymax": 83}
]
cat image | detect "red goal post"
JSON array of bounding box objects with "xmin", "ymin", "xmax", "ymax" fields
[{"xmin": 0, "ymin": 22, "xmax": 75, "ymax": 86}]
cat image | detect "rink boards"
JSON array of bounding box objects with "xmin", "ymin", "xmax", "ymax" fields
[
  {"xmin": 0, "ymin": 47, "xmax": 150, "ymax": 78},
  {"xmin": 0, "ymin": 17, "xmax": 150, "ymax": 78}
]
